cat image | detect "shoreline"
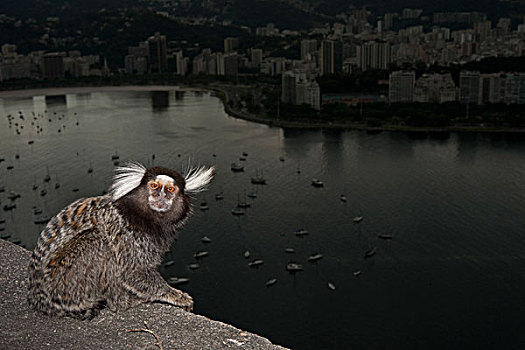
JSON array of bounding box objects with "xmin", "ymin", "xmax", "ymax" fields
[
  {"xmin": 0, "ymin": 85, "xmax": 200, "ymax": 99},
  {"xmin": 1, "ymin": 84, "xmax": 524, "ymax": 134},
  {"xmin": 225, "ymin": 108, "xmax": 525, "ymax": 133},
  {"xmin": 209, "ymin": 86, "xmax": 525, "ymax": 134}
]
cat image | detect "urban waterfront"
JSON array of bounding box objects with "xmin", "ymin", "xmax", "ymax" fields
[{"xmin": 1, "ymin": 88, "xmax": 525, "ymax": 349}]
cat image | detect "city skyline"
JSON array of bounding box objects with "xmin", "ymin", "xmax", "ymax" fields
[{"xmin": 1, "ymin": 1, "xmax": 525, "ymax": 113}]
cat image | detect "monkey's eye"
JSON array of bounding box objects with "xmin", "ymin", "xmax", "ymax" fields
[
  {"xmin": 166, "ymin": 186, "xmax": 176, "ymax": 193},
  {"xmin": 150, "ymin": 182, "xmax": 159, "ymax": 190}
]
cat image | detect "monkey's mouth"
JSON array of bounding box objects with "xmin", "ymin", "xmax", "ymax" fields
[{"xmin": 148, "ymin": 198, "xmax": 172, "ymax": 212}]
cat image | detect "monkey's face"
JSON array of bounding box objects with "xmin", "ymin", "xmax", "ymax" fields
[{"xmin": 147, "ymin": 175, "xmax": 180, "ymax": 213}]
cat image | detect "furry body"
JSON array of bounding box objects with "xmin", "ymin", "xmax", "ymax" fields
[{"xmin": 28, "ymin": 164, "xmax": 214, "ymax": 319}]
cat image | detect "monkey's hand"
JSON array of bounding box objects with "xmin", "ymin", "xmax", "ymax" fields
[
  {"xmin": 162, "ymin": 288, "xmax": 194, "ymax": 312},
  {"xmin": 122, "ymin": 271, "xmax": 194, "ymax": 312}
]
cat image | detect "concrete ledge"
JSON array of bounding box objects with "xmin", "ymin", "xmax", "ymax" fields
[{"xmin": 0, "ymin": 239, "xmax": 289, "ymax": 350}]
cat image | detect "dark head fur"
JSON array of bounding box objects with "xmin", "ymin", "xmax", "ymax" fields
[{"xmin": 110, "ymin": 162, "xmax": 214, "ymax": 236}]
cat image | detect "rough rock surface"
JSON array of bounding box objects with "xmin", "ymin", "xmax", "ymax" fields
[{"xmin": 0, "ymin": 239, "xmax": 289, "ymax": 350}]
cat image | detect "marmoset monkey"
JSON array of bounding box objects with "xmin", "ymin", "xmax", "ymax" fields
[{"xmin": 28, "ymin": 162, "xmax": 214, "ymax": 319}]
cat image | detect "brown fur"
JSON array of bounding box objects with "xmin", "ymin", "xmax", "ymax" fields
[{"xmin": 27, "ymin": 165, "xmax": 211, "ymax": 319}]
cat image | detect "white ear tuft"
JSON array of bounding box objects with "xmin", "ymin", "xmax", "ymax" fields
[
  {"xmin": 110, "ymin": 162, "xmax": 147, "ymax": 201},
  {"xmin": 185, "ymin": 166, "xmax": 215, "ymax": 194}
]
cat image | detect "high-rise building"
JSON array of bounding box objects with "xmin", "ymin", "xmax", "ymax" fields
[
  {"xmin": 281, "ymin": 70, "xmax": 320, "ymax": 110},
  {"xmin": 41, "ymin": 52, "xmax": 65, "ymax": 79},
  {"xmin": 357, "ymin": 41, "xmax": 391, "ymax": 71},
  {"xmin": 260, "ymin": 57, "xmax": 286, "ymax": 75},
  {"xmin": 502, "ymin": 73, "xmax": 520, "ymax": 104},
  {"xmin": 481, "ymin": 73, "xmax": 502, "ymax": 103},
  {"xmin": 496, "ymin": 18, "xmax": 511, "ymax": 36},
  {"xmin": 217, "ymin": 53, "xmax": 238, "ymax": 76},
  {"xmin": 473, "ymin": 21, "xmax": 491, "ymax": 42},
  {"xmin": 1, "ymin": 44, "xmax": 17, "ymax": 57},
  {"xmin": 414, "ymin": 73, "xmax": 456, "ymax": 103},
  {"xmin": 306, "ymin": 81, "xmax": 321, "ymax": 110},
  {"xmin": 148, "ymin": 33, "xmax": 168, "ymax": 73},
  {"xmin": 174, "ymin": 51, "xmax": 188, "ymax": 75},
  {"xmin": 459, "ymin": 71, "xmax": 481, "ymax": 104},
  {"xmin": 518, "ymin": 73, "xmax": 525, "ymax": 104},
  {"xmin": 389, "ymin": 71, "xmax": 415, "ymax": 103},
  {"xmin": 384, "ymin": 13, "xmax": 396, "ymax": 30},
  {"xmin": 224, "ymin": 37, "xmax": 239, "ymax": 53},
  {"xmin": 320, "ymin": 40, "xmax": 342, "ymax": 76},
  {"xmin": 301, "ymin": 39, "xmax": 318, "ymax": 61},
  {"xmin": 281, "ymin": 72, "xmax": 296, "ymax": 104},
  {"xmin": 250, "ymin": 48, "xmax": 263, "ymax": 68}
]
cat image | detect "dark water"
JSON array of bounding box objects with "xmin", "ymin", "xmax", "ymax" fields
[{"xmin": 1, "ymin": 89, "xmax": 525, "ymax": 350}]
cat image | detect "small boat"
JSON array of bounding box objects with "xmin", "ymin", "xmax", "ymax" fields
[
  {"xmin": 285, "ymin": 248, "xmax": 295, "ymax": 253},
  {"xmin": 251, "ymin": 170, "xmax": 266, "ymax": 185},
  {"xmin": 0, "ymin": 186, "xmax": 4, "ymax": 192},
  {"xmin": 308, "ymin": 253, "xmax": 323, "ymax": 262},
  {"xmin": 7, "ymin": 192, "xmax": 21, "ymax": 201},
  {"xmin": 72, "ymin": 188, "xmax": 80, "ymax": 192},
  {"xmin": 33, "ymin": 208, "xmax": 43, "ymax": 215},
  {"xmin": 168, "ymin": 277, "xmax": 190, "ymax": 286},
  {"xmin": 244, "ymin": 250, "xmax": 251, "ymax": 258},
  {"xmin": 164, "ymin": 260, "xmax": 175, "ymax": 267},
  {"xmin": 279, "ymin": 156, "xmax": 285, "ymax": 162},
  {"xmin": 248, "ymin": 259, "xmax": 264, "ymax": 267},
  {"xmin": 199, "ymin": 202, "xmax": 209, "ymax": 211},
  {"xmin": 231, "ymin": 163, "xmax": 244, "ymax": 172},
  {"xmin": 3, "ymin": 204, "xmax": 16, "ymax": 211},
  {"xmin": 364, "ymin": 247, "xmax": 377, "ymax": 259},
  {"xmin": 40, "ymin": 189, "xmax": 47, "ymax": 196},
  {"xmin": 286, "ymin": 262, "xmax": 303, "ymax": 272},
  {"xmin": 111, "ymin": 153, "xmax": 120, "ymax": 160},
  {"xmin": 188, "ymin": 263, "xmax": 200, "ymax": 270},
  {"xmin": 247, "ymin": 192, "xmax": 257, "ymax": 198},
  {"xmin": 353, "ymin": 270, "xmax": 362, "ymax": 277},
  {"xmin": 34, "ymin": 216, "xmax": 51, "ymax": 225},
  {"xmin": 55, "ymin": 183, "xmax": 60, "ymax": 189},
  {"xmin": 242, "ymin": 152, "xmax": 248, "ymax": 157},
  {"xmin": 194, "ymin": 251, "xmax": 209, "ymax": 259},
  {"xmin": 353, "ymin": 216, "xmax": 363, "ymax": 223},
  {"xmin": 28, "ymin": 140, "xmax": 34, "ymax": 145},
  {"xmin": 201, "ymin": 236, "xmax": 212, "ymax": 243},
  {"xmin": 340, "ymin": 195, "xmax": 347, "ymax": 202},
  {"xmin": 294, "ymin": 228, "xmax": 309, "ymax": 236},
  {"xmin": 231, "ymin": 208, "xmax": 245, "ymax": 216},
  {"xmin": 250, "ymin": 177, "xmax": 266, "ymax": 185},
  {"xmin": 239, "ymin": 157, "xmax": 246, "ymax": 161},
  {"xmin": 7, "ymin": 165, "xmax": 14, "ymax": 170},
  {"xmin": 328, "ymin": 282, "xmax": 336, "ymax": 291},
  {"xmin": 43, "ymin": 174, "xmax": 51, "ymax": 182},
  {"xmin": 237, "ymin": 201, "xmax": 250, "ymax": 209},
  {"xmin": 215, "ymin": 192, "xmax": 224, "ymax": 200},
  {"xmin": 378, "ymin": 234, "xmax": 393, "ymax": 240},
  {"xmin": 311, "ymin": 179, "xmax": 324, "ymax": 187},
  {"xmin": 0, "ymin": 219, "xmax": 5, "ymax": 224},
  {"xmin": 266, "ymin": 279, "xmax": 277, "ymax": 287}
]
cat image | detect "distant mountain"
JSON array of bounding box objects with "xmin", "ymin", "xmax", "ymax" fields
[
  {"xmin": 1, "ymin": 0, "xmax": 522, "ymax": 24},
  {"xmin": 0, "ymin": 0, "xmax": 135, "ymax": 19}
]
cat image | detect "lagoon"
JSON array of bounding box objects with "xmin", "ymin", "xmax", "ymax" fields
[{"xmin": 1, "ymin": 88, "xmax": 525, "ymax": 349}]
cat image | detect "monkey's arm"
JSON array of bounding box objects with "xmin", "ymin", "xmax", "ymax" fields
[{"xmin": 121, "ymin": 270, "xmax": 193, "ymax": 312}]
